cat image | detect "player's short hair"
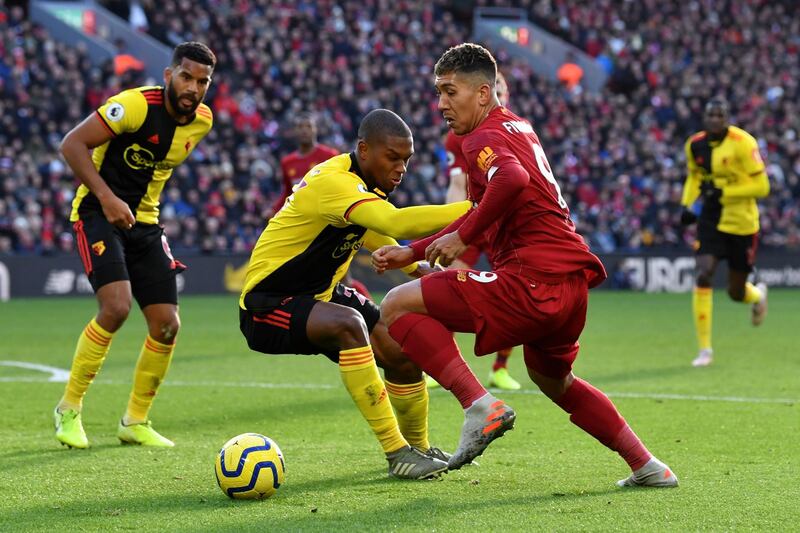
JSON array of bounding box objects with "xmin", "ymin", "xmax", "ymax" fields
[
  {"xmin": 705, "ymin": 97, "xmax": 729, "ymax": 115},
  {"xmin": 434, "ymin": 43, "xmax": 497, "ymax": 85},
  {"xmin": 294, "ymin": 111, "xmax": 316, "ymax": 124},
  {"xmin": 357, "ymin": 109, "xmax": 412, "ymax": 144},
  {"xmin": 171, "ymin": 42, "xmax": 216, "ymax": 69}
]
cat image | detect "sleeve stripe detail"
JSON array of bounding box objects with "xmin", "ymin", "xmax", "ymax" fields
[
  {"xmin": 94, "ymin": 111, "xmax": 116, "ymax": 137},
  {"xmin": 344, "ymin": 197, "xmax": 381, "ymax": 220}
]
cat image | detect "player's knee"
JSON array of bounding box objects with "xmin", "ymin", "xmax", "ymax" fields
[
  {"xmin": 727, "ymin": 286, "xmax": 745, "ymax": 301},
  {"xmin": 695, "ymin": 271, "xmax": 713, "ymax": 287},
  {"xmin": 331, "ymin": 307, "xmax": 370, "ymax": 347},
  {"xmin": 160, "ymin": 314, "xmax": 181, "ymax": 341},
  {"xmin": 380, "ymin": 286, "xmax": 407, "ymax": 325},
  {"xmin": 99, "ymin": 299, "xmax": 131, "ymax": 329},
  {"xmin": 529, "ymin": 369, "xmax": 573, "ymax": 401}
]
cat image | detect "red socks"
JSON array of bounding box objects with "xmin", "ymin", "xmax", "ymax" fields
[
  {"xmin": 555, "ymin": 378, "xmax": 652, "ymax": 471},
  {"xmin": 389, "ymin": 313, "xmax": 486, "ymax": 409},
  {"xmin": 492, "ymin": 348, "xmax": 512, "ymax": 371}
]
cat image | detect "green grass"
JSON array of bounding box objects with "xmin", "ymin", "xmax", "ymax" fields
[{"xmin": 1, "ymin": 291, "xmax": 798, "ymax": 531}]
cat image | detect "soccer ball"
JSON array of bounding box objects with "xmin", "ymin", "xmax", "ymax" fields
[{"xmin": 215, "ymin": 433, "xmax": 286, "ymax": 500}]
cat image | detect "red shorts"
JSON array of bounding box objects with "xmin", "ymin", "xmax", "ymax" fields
[{"xmin": 421, "ymin": 269, "xmax": 588, "ymax": 379}]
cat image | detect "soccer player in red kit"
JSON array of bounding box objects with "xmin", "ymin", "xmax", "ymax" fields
[
  {"xmin": 375, "ymin": 43, "xmax": 677, "ymax": 487},
  {"xmin": 436, "ymin": 70, "xmax": 520, "ymax": 391},
  {"xmin": 272, "ymin": 112, "xmax": 339, "ymax": 214}
]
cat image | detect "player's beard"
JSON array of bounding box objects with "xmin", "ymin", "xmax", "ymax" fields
[{"xmin": 167, "ymin": 81, "xmax": 200, "ymax": 116}]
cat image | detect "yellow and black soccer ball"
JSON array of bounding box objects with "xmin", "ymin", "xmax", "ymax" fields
[{"xmin": 215, "ymin": 433, "xmax": 285, "ymax": 500}]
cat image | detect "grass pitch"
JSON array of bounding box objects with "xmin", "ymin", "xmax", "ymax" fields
[{"xmin": 1, "ymin": 291, "xmax": 798, "ymax": 531}]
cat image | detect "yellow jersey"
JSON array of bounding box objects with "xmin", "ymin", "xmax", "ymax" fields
[
  {"xmin": 681, "ymin": 125, "xmax": 769, "ymax": 235},
  {"xmin": 241, "ymin": 153, "xmax": 470, "ymax": 308},
  {"xmin": 71, "ymin": 86, "xmax": 213, "ymax": 224}
]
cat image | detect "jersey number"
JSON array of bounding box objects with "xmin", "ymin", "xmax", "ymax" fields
[
  {"xmin": 532, "ymin": 142, "xmax": 567, "ymax": 209},
  {"xmin": 468, "ymin": 271, "xmax": 498, "ymax": 283}
]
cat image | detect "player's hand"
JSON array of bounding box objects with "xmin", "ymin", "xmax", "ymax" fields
[
  {"xmin": 372, "ymin": 245, "xmax": 415, "ymax": 274},
  {"xmin": 679, "ymin": 208, "xmax": 697, "ymax": 226},
  {"xmin": 409, "ymin": 261, "xmax": 444, "ymax": 278},
  {"xmin": 700, "ymin": 181, "xmax": 723, "ymax": 203},
  {"xmin": 425, "ymin": 231, "xmax": 467, "ymax": 268},
  {"xmin": 100, "ymin": 195, "xmax": 136, "ymax": 229}
]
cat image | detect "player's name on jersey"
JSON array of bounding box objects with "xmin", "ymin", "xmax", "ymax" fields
[{"xmin": 501, "ymin": 120, "xmax": 534, "ymax": 134}]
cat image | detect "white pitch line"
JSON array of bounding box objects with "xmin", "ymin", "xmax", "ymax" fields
[
  {"xmin": 0, "ymin": 361, "xmax": 70, "ymax": 382},
  {"xmin": 0, "ymin": 366, "xmax": 795, "ymax": 405}
]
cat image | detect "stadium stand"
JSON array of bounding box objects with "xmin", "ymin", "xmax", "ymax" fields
[{"xmin": 1, "ymin": 1, "xmax": 798, "ymax": 255}]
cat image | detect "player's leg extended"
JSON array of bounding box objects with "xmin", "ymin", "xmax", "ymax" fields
[
  {"xmin": 692, "ymin": 254, "xmax": 717, "ymax": 367},
  {"xmin": 56, "ymin": 280, "xmax": 131, "ymax": 449},
  {"xmin": 371, "ymin": 321, "xmax": 430, "ymax": 452},
  {"xmin": 530, "ymin": 367, "xmax": 677, "ymax": 488},
  {"xmin": 117, "ymin": 302, "xmax": 179, "ymax": 447},
  {"xmin": 383, "ymin": 275, "xmax": 515, "ymax": 470}
]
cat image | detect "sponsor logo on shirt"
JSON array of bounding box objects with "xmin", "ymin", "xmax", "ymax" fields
[
  {"xmin": 332, "ymin": 233, "xmax": 363, "ymax": 259},
  {"xmin": 476, "ymin": 146, "xmax": 498, "ymax": 172},
  {"xmin": 123, "ymin": 143, "xmax": 172, "ymax": 170},
  {"xmin": 91, "ymin": 241, "xmax": 106, "ymax": 256}
]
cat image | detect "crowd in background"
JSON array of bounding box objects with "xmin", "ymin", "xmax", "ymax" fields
[{"xmin": 1, "ymin": 0, "xmax": 798, "ymax": 256}]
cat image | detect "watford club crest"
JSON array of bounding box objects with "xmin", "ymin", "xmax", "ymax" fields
[{"xmin": 91, "ymin": 241, "xmax": 106, "ymax": 256}]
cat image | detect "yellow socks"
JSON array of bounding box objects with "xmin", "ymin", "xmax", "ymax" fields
[
  {"xmin": 693, "ymin": 287, "xmax": 713, "ymax": 350},
  {"xmin": 743, "ymin": 282, "xmax": 763, "ymax": 304},
  {"xmin": 339, "ymin": 346, "xmax": 407, "ymax": 454},
  {"xmin": 386, "ymin": 380, "xmax": 429, "ymax": 451},
  {"xmin": 60, "ymin": 319, "xmax": 113, "ymax": 411},
  {"xmin": 125, "ymin": 336, "xmax": 175, "ymax": 424}
]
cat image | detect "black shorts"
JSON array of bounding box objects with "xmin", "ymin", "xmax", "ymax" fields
[
  {"xmin": 696, "ymin": 220, "xmax": 758, "ymax": 273},
  {"xmin": 239, "ymin": 283, "xmax": 380, "ymax": 363},
  {"xmin": 73, "ymin": 215, "xmax": 185, "ymax": 307}
]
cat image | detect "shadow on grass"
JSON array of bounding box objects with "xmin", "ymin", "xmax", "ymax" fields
[{"xmin": 2, "ymin": 470, "xmax": 622, "ymax": 531}]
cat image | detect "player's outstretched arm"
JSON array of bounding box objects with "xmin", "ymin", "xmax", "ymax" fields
[
  {"xmin": 348, "ymin": 199, "xmax": 470, "ymax": 240},
  {"xmin": 60, "ymin": 114, "xmax": 135, "ymax": 229},
  {"xmin": 364, "ymin": 231, "xmax": 424, "ymax": 277},
  {"xmin": 371, "ymin": 245, "xmax": 416, "ymax": 274}
]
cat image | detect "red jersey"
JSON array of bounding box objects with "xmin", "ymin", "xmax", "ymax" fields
[
  {"xmin": 445, "ymin": 131, "xmax": 468, "ymax": 180},
  {"xmin": 457, "ymin": 107, "xmax": 606, "ymax": 287},
  {"xmin": 273, "ymin": 144, "xmax": 338, "ymax": 213},
  {"xmin": 445, "ymin": 130, "xmax": 490, "ymax": 260}
]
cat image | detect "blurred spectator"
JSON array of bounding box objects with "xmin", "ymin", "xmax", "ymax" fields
[{"xmin": 1, "ymin": 0, "xmax": 798, "ymax": 256}]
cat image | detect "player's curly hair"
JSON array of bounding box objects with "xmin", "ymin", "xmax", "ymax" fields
[
  {"xmin": 171, "ymin": 41, "xmax": 216, "ymax": 69},
  {"xmin": 434, "ymin": 43, "xmax": 497, "ymax": 84}
]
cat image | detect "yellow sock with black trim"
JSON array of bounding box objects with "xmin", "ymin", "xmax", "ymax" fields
[
  {"xmin": 386, "ymin": 380, "xmax": 429, "ymax": 451},
  {"xmin": 60, "ymin": 318, "xmax": 114, "ymax": 411},
  {"xmin": 339, "ymin": 346, "xmax": 407, "ymax": 454},
  {"xmin": 125, "ymin": 336, "xmax": 175, "ymax": 424},
  {"xmin": 743, "ymin": 282, "xmax": 763, "ymax": 304},
  {"xmin": 693, "ymin": 287, "xmax": 713, "ymax": 350}
]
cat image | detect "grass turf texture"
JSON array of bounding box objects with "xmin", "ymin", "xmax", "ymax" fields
[{"xmin": 1, "ymin": 291, "xmax": 798, "ymax": 531}]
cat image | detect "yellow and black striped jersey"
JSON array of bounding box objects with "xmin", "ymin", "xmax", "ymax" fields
[
  {"xmin": 241, "ymin": 153, "xmax": 470, "ymax": 308},
  {"xmin": 681, "ymin": 125, "xmax": 769, "ymax": 235},
  {"xmin": 70, "ymin": 85, "xmax": 213, "ymax": 224}
]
